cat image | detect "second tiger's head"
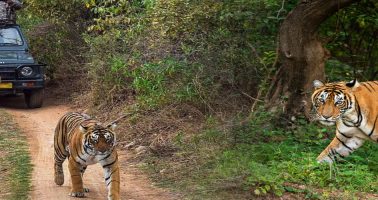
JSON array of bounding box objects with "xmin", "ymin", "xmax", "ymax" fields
[{"xmin": 311, "ymin": 80, "xmax": 356, "ymax": 126}]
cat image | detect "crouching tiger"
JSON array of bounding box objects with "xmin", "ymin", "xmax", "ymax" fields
[
  {"xmin": 54, "ymin": 112, "xmax": 120, "ymax": 200},
  {"xmin": 311, "ymin": 79, "xmax": 378, "ymax": 163}
]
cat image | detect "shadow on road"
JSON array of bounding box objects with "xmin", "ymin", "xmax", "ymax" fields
[
  {"xmin": 0, "ymin": 94, "xmax": 61, "ymax": 110},
  {"xmin": 0, "ymin": 94, "xmax": 27, "ymax": 109}
]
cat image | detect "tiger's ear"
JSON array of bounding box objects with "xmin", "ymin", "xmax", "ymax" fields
[
  {"xmin": 107, "ymin": 123, "xmax": 117, "ymax": 131},
  {"xmin": 346, "ymin": 79, "xmax": 359, "ymax": 88},
  {"xmin": 313, "ymin": 80, "xmax": 324, "ymax": 89}
]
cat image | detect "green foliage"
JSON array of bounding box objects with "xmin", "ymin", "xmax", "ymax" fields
[
  {"xmin": 232, "ymin": 111, "xmax": 284, "ymax": 144},
  {"xmin": 320, "ymin": 0, "xmax": 378, "ymax": 81},
  {"xmin": 128, "ymin": 59, "xmax": 199, "ymax": 108},
  {"xmin": 213, "ymin": 114, "xmax": 378, "ymax": 198},
  {"xmin": 149, "ymin": 0, "xmax": 222, "ymax": 40},
  {"xmin": 85, "ymin": 35, "xmax": 199, "ymax": 108},
  {"xmin": 83, "ymin": 0, "xmax": 142, "ymax": 32},
  {"xmin": 18, "ymin": 0, "xmax": 87, "ymax": 82},
  {"xmin": 80, "ymin": 0, "xmax": 297, "ymax": 110},
  {"xmin": 325, "ymin": 59, "xmax": 355, "ymax": 81},
  {"xmin": 27, "ymin": 25, "xmax": 82, "ymax": 79},
  {"xmin": 25, "ymin": 0, "xmax": 83, "ymax": 23}
]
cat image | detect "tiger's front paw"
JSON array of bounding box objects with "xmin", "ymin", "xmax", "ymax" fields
[
  {"xmin": 54, "ymin": 173, "xmax": 64, "ymax": 186},
  {"xmin": 107, "ymin": 194, "xmax": 120, "ymax": 200},
  {"xmin": 316, "ymin": 155, "xmax": 334, "ymax": 164},
  {"xmin": 69, "ymin": 191, "xmax": 85, "ymax": 198},
  {"xmin": 54, "ymin": 164, "xmax": 64, "ymax": 186}
]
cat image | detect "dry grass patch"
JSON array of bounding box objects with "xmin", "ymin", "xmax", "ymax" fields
[{"xmin": 0, "ymin": 110, "xmax": 32, "ymax": 200}]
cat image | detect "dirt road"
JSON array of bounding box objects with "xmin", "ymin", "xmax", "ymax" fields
[{"xmin": 1, "ymin": 96, "xmax": 177, "ymax": 200}]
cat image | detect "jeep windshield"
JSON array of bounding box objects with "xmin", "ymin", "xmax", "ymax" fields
[{"xmin": 0, "ymin": 27, "xmax": 23, "ymax": 46}]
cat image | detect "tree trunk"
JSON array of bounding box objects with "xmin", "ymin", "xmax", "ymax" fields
[{"xmin": 266, "ymin": 0, "xmax": 359, "ymax": 118}]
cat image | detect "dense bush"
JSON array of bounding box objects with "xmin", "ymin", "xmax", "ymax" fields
[
  {"xmin": 321, "ymin": 0, "xmax": 378, "ymax": 81},
  {"xmin": 18, "ymin": 0, "xmax": 86, "ymax": 82},
  {"xmin": 18, "ymin": 0, "xmax": 377, "ymax": 105},
  {"xmin": 81, "ymin": 0, "xmax": 298, "ymax": 111}
]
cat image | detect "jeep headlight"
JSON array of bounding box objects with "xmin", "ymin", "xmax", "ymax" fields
[{"xmin": 20, "ymin": 66, "xmax": 33, "ymax": 77}]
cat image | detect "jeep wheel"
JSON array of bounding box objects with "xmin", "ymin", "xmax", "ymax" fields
[{"xmin": 24, "ymin": 89, "xmax": 44, "ymax": 108}]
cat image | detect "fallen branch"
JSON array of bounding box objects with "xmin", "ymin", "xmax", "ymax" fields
[{"xmin": 106, "ymin": 113, "xmax": 133, "ymax": 127}]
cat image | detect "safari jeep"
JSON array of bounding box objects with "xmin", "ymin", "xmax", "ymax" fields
[{"xmin": 0, "ymin": 24, "xmax": 45, "ymax": 108}]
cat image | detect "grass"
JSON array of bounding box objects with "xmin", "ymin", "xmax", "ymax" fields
[
  {"xmin": 0, "ymin": 110, "xmax": 32, "ymax": 200},
  {"xmin": 144, "ymin": 110, "xmax": 378, "ymax": 200}
]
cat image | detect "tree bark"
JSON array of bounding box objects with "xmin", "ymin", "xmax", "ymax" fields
[{"xmin": 266, "ymin": 0, "xmax": 360, "ymax": 118}]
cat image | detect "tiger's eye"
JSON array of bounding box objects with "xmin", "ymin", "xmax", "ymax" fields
[{"xmin": 90, "ymin": 134, "xmax": 99, "ymax": 143}]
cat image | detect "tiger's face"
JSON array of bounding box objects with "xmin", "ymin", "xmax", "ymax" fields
[
  {"xmin": 311, "ymin": 80, "xmax": 352, "ymax": 126},
  {"xmin": 81, "ymin": 123, "xmax": 117, "ymax": 155}
]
